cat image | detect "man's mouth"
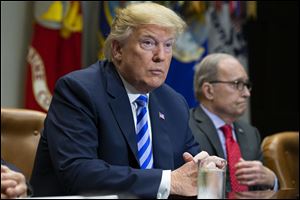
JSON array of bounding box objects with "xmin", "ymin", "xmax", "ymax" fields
[{"xmin": 149, "ymin": 69, "xmax": 164, "ymax": 75}]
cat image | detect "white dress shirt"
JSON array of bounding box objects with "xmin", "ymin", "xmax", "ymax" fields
[{"xmin": 119, "ymin": 74, "xmax": 170, "ymax": 199}]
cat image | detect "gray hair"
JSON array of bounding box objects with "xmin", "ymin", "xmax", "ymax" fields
[
  {"xmin": 103, "ymin": 2, "xmax": 186, "ymax": 61},
  {"xmin": 194, "ymin": 53, "xmax": 235, "ymax": 100}
]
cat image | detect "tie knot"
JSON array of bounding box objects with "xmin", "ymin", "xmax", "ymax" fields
[
  {"xmin": 220, "ymin": 124, "xmax": 233, "ymax": 139},
  {"xmin": 135, "ymin": 95, "xmax": 148, "ymax": 107}
]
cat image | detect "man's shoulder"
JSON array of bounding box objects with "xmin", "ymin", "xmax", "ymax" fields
[
  {"xmin": 64, "ymin": 60, "xmax": 103, "ymax": 79},
  {"xmin": 189, "ymin": 106, "xmax": 209, "ymax": 122},
  {"xmin": 235, "ymin": 119, "xmax": 259, "ymax": 133},
  {"xmin": 56, "ymin": 60, "xmax": 111, "ymax": 86}
]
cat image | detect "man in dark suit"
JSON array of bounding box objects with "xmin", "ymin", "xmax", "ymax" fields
[
  {"xmin": 189, "ymin": 53, "xmax": 278, "ymax": 192},
  {"xmin": 30, "ymin": 3, "xmax": 225, "ymax": 198}
]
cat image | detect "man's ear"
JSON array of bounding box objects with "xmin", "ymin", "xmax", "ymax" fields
[
  {"xmin": 202, "ymin": 82, "xmax": 214, "ymax": 100},
  {"xmin": 112, "ymin": 40, "xmax": 122, "ymax": 61}
]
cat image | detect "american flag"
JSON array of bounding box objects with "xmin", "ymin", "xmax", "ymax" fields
[{"xmin": 159, "ymin": 112, "xmax": 165, "ymax": 120}]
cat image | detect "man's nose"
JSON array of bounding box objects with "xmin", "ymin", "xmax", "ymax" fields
[
  {"xmin": 152, "ymin": 44, "xmax": 166, "ymax": 62},
  {"xmin": 242, "ymin": 86, "xmax": 251, "ymax": 97}
]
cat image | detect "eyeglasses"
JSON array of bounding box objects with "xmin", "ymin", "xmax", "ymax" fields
[{"xmin": 209, "ymin": 80, "xmax": 252, "ymax": 92}]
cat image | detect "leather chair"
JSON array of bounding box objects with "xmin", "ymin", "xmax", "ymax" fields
[
  {"xmin": 261, "ymin": 131, "xmax": 299, "ymax": 191},
  {"xmin": 1, "ymin": 108, "xmax": 46, "ymax": 180}
]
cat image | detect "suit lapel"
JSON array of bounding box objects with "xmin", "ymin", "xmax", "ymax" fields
[
  {"xmin": 106, "ymin": 64, "xmax": 139, "ymax": 164},
  {"xmin": 194, "ymin": 107, "xmax": 225, "ymax": 158},
  {"xmin": 234, "ymin": 123, "xmax": 249, "ymax": 159},
  {"xmin": 149, "ymin": 92, "xmax": 174, "ymax": 169}
]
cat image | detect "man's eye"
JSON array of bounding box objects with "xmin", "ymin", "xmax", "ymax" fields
[
  {"xmin": 165, "ymin": 42, "xmax": 173, "ymax": 48},
  {"xmin": 141, "ymin": 40, "xmax": 155, "ymax": 49},
  {"xmin": 144, "ymin": 41, "xmax": 153, "ymax": 45},
  {"xmin": 165, "ymin": 42, "xmax": 173, "ymax": 49}
]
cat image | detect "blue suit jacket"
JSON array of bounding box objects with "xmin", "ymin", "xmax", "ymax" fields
[{"xmin": 30, "ymin": 61, "xmax": 200, "ymax": 198}]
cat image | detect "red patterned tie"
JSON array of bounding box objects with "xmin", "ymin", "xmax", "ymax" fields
[{"xmin": 220, "ymin": 124, "xmax": 248, "ymax": 192}]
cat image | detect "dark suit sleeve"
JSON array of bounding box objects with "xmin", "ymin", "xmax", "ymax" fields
[
  {"xmin": 1, "ymin": 159, "xmax": 20, "ymax": 172},
  {"xmin": 252, "ymin": 126, "xmax": 264, "ymax": 162},
  {"xmin": 43, "ymin": 75, "xmax": 162, "ymax": 198},
  {"xmin": 180, "ymin": 97, "xmax": 201, "ymax": 157}
]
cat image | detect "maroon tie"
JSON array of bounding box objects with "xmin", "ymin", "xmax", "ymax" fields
[{"xmin": 220, "ymin": 124, "xmax": 248, "ymax": 192}]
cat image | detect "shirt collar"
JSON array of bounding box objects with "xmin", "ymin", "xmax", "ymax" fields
[
  {"xmin": 118, "ymin": 72, "xmax": 149, "ymax": 106},
  {"xmin": 200, "ymin": 104, "xmax": 231, "ymax": 129}
]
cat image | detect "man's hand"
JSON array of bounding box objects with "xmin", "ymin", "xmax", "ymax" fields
[
  {"xmin": 1, "ymin": 165, "xmax": 27, "ymax": 199},
  {"xmin": 235, "ymin": 158, "xmax": 276, "ymax": 187},
  {"xmin": 170, "ymin": 153, "xmax": 198, "ymax": 196},
  {"xmin": 170, "ymin": 151, "xmax": 226, "ymax": 196}
]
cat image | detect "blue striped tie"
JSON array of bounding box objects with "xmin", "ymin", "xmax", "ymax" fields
[{"xmin": 135, "ymin": 95, "xmax": 153, "ymax": 169}]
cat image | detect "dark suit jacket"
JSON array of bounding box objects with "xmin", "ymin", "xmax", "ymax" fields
[
  {"xmin": 30, "ymin": 60, "xmax": 200, "ymax": 198},
  {"xmin": 189, "ymin": 106, "xmax": 263, "ymax": 191}
]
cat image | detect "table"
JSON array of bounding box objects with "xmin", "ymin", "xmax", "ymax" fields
[
  {"xmin": 170, "ymin": 188, "xmax": 299, "ymax": 199},
  {"xmin": 227, "ymin": 188, "xmax": 298, "ymax": 199}
]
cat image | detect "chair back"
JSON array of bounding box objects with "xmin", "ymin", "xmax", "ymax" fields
[
  {"xmin": 261, "ymin": 131, "xmax": 299, "ymax": 191},
  {"xmin": 1, "ymin": 108, "xmax": 46, "ymax": 180}
]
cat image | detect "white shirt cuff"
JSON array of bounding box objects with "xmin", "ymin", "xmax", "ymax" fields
[
  {"xmin": 157, "ymin": 170, "xmax": 171, "ymax": 199},
  {"xmin": 273, "ymin": 176, "xmax": 279, "ymax": 191}
]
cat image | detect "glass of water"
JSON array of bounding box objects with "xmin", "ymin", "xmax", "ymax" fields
[{"xmin": 197, "ymin": 157, "xmax": 227, "ymax": 199}]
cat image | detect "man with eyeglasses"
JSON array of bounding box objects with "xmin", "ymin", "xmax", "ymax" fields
[{"xmin": 189, "ymin": 53, "xmax": 278, "ymax": 192}]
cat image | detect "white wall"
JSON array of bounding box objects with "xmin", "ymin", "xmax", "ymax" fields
[
  {"xmin": 81, "ymin": 1, "xmax": 99, "ymax": 67},
  {"xmin": 1, "ymin": 1, "xmax": 33, "ymax": 108}
]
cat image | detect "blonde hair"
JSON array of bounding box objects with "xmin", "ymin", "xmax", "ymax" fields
[
  {"xmin": 104, "ymin": 2, "xmax": 186, "ymax": 61},
  {"xmin": 194, "ymin": 53, "xmax": 236, "ymax": 100}
]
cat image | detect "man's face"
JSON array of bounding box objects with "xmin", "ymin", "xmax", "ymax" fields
[
  {"xmin": 210, "ymin": 58, "xmax": 251, "ymax": 120},
  {"xmin": 113, "ymin": 24, "xmax": 174, "ymax": 93}
]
